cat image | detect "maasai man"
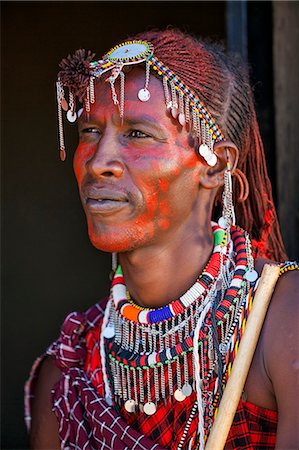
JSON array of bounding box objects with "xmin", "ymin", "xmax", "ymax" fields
[{"xmin": 25, "ymin": 30, "xmax": 298, "ymax": 449}]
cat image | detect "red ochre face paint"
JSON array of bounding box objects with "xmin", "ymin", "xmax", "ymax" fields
[{"xmin": 73, "ymin": 68, "xmax": 204, "ymax": 253}]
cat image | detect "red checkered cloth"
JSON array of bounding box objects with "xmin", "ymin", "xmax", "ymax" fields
[
  {"xmin": 226, "ymin": 401, "xmax": 277, "ymax": 449},
  {"xmin": 25, "ymin": 299, "xmax": 278, "ymax": 449}
]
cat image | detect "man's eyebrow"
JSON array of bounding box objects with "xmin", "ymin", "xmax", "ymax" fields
[
  {"xmin": 78, "ymin": 114, "xmax": 99, "ymax": 126},
  {"xmin": 121, "ymin": 114, "xmax": 166, "ymax": 134},
  {"xmin": 78, "ymin": 113, "xmax": 167, "ymax": 136},
  {"xmin": 78, "ymin": 113, "xmax": 159, "ymax": 125}
]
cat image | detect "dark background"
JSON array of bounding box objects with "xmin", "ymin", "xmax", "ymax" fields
[{"xmin": 2, "ymin": 2, "xmax": 298, "ymax": 448}]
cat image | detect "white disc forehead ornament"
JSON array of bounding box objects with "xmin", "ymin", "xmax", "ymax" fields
[{"xmin": 105, "ymin": 40, "xmax": 154, "ymax": 65}]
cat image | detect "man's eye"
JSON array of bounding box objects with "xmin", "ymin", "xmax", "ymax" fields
[
  {"xmin": 81, "ymin": 127, "xmax": 100, "ymax": 134},
  {"xmin": 129, "ymin": 130, "xmax": 149, "ymax": 138}
]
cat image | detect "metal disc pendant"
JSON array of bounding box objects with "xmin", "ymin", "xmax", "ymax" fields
[
  {"xmin": 171, "ymin": 107, "xmax": 178, "ymax": 119},
  {"xmin": 61, "ymin": 98, "xmax": 69, "ymax": 112},
  {"xmin": 178, "ymin": 112, "xmax": 186, "ymax": 126},
  {"xmin": 144, "ymin": 401, "xmax": 156, "ymax": 415},
  {"xmin": 67, "ymin": 110, "xmax": 77, "ymax": 123},
  {"xmin": 77, "ymin": 107, "xmax": 83, "ymax": 118},
  {"xmin": 182, "ymin": 383, "xmax": 192, "ymax": 397},
  {"xmin": 103, "ymin": 323, "xmax": 115, "ymax": 339},
  {"xmin": 124, "ymin": 399, "xmax": 136, "ymax": 413},
  {"xmin": 207, "ymin": 153, "xmax": 217, "ymax": 167},
  {"xmin": 244, "ymin": 269, "xmax": 258, "ymax": 282},
  {"xmin": 218, "ymin": 216, "xmax": 228, "ymax": 229},
  {"xmin": 138, "ymin": 88, "xmax": 150, "ymax": 102},
  {"xmin": 199, "ymin": 144, "xmax": 209, "ymax": 158},
  {"xmin": 60, "ymin": 148, "xmax": 66, "ymax": 161},
  {"xmin": 174, "ymin": 389, "xmax": 186, "ymax": 402}
]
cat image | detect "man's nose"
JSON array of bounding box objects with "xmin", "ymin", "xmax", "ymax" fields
[{"xmin": 86, "ymin": 135, "xmax": 124, "ymax": 178}]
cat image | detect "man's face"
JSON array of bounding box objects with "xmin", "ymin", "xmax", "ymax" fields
[{"xmin": 74, "ymin": 69, "xmax": 205, "ymax": 252}]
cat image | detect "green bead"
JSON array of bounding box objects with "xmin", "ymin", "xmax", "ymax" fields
[
  {"xmin": 116, "ymin": 266, "xmax": 122, "ymax": 275},
  {"xmin": 214, "ymin": 229, "xmax": 225, "ymax": 246}
]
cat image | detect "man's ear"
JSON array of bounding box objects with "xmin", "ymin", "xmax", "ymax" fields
[{"xmin": 200, "ymin": 140, "xmax": 239, "ymax": 189}]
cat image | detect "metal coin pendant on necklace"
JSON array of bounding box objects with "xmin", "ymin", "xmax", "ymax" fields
[
  {"xmin": 182, "ymin": 383, "xmax": 192, "ymax": 397},
  {"xmin": 144, "ymin": 401, "xmax": 156, "ymax": 415},
  {"xmin": 124, "ymin": 399, "xmax": 136, "ymax": 413},
  {"xmin": 244, "ymin": 269, "xmax": 258, "ymax": 282},
  {"xmin": 218, "ymin": 216, "xmax": 228, "ymax": 229},
  {"xmin": 174, "ymin": 389, "xmax": 186, "ymax": 402},
  {"xmin": 103, "ymin": 322, "xmax": 115, "ymax": 339}
]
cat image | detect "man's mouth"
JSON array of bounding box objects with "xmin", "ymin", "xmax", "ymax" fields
[{"xmin": 84, "ymin": 188, "xmax": 129, "ymax": 214}]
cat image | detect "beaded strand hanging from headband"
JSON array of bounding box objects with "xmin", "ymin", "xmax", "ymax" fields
[{"xmin": 56, "ymin": 40, "xmax": 225, "ymax": 164}]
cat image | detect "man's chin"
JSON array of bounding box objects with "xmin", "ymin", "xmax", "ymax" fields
[
  {"xmin": 87, "ymin": 221, "xmax": 155, "ymax": 253},
  {"xmin": 88, "ymin": 232, "xmax": 135, "ymax": 253}
]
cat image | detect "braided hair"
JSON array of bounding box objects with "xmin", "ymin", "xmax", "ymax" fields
[{"xmin": 131, "ymin": 29, "xmax": 286, "ymax": 261}]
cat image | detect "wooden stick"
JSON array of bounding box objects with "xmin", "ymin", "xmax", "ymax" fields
[{"xmin": 205, "ymin": 263, "xmax": 280, "ymax": 450}]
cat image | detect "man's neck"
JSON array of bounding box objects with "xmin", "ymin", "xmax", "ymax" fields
[{"xmin": 118, "ymin": 222, "xmax": 214, "ymax": 308}]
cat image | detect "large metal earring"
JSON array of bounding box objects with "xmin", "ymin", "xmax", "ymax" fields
[{"xmin": 218, "ymin": 149, "xmax": 236, "ymax": 229}]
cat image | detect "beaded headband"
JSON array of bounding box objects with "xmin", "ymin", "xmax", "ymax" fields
[{"xmin": 56, "ymin": 40, "xmax": 225, "ymax": 164}]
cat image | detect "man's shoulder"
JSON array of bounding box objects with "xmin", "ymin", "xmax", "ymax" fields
[
  {"xmin": 255, "ymin": 258, "xmax": 298, "ymax": 309},
  {"xmin": 266, "ymin": 261, "xmax": 298, "ymax": 338},
  {"xmin": 259, "ymin": 258, "xmax": 298, "ymax": 374},
  {"xmin": 273, "ymin": 261, "xmax": 298, "ymax": 305},
  {"xmin": 258, "ymin": 260, "xmax": 299, "ymax": 447}
]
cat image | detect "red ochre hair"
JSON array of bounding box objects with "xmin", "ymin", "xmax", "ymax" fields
[{"xmin": 129, "ymin": 29, "xmax": 286, "ymax": 261}]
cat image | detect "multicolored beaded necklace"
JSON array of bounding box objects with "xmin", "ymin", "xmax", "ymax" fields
[{"xmin": 100, "ymin": 222, "xmax": 258, "ymax": 448}]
